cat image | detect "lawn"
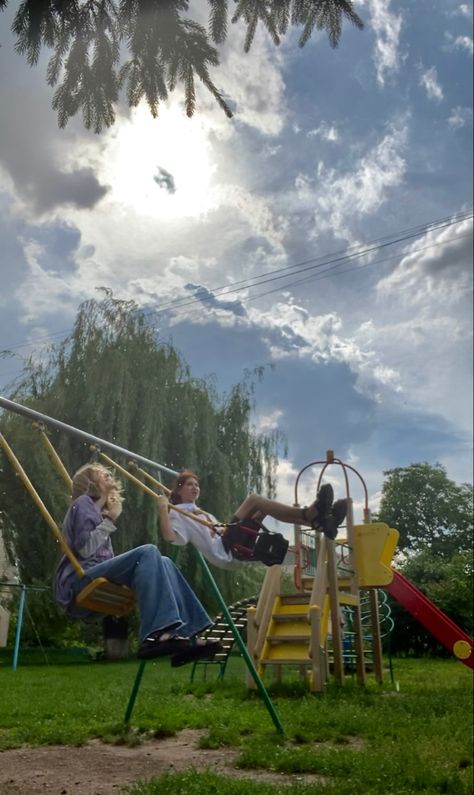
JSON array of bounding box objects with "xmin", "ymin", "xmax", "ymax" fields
[{"xmin": 0, "ymin": 654, "xmax": 472, "ymax": 794}]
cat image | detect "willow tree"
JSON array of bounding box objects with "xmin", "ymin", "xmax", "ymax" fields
[
  {"xmin": 0, "ymin": 293, "xmax": 280, "ymax": 641},
  {"xmin": 1, "ymin": 0, "xmax": 364, "ymax": 132}
]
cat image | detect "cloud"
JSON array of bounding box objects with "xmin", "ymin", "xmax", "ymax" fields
[
  {"xmin": 448, "ymin": 106, "xmax": 473, "ymax": 128},
  {"xmin": 363, "ymin": 0, "xmax": 403, "ymax": 85},
  {"xmin": 376, "ymin": 216, "xmax": 473, "ymax": 304},
  {"xmin": 153, "ymin": 167, "xmax": 176, "ymax": 194},
  {"xmin": 0, "ymin": 31, "xmax": 108, "ymax": 216},
  {"xmin": 445, "ymin": 32, "xmax": 474, "ymax": 55},
  {"xmin": 419, "ymin": 66, "xmax": 444, "ymax": 101},
  {"xmin": 307, "ymin": 123, "xmax": 340, "ymax": 142},
  {"xmin": 201, "ymin": 26, "xmax": 287, "ymax": 137},
  {"xmin": 448, "ymin": 4, "xmax": 473, "ymax": 18},
  {"xmin": 295, "ymin": 122, "xmax": 408, "ymax": 242},
  {"xmin": 183, "ymin": 283, "xmax": 247, "ymax": 318}
]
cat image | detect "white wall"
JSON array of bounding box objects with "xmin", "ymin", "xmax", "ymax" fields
[{"xmin": 0, "ymin": 529, "xmax": 17, "ymax": 647}]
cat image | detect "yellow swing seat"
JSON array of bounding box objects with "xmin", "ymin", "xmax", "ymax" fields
[
  {"xmin": 75, "ymin": 577, "xmax": 135, "ymax": 617},
  {"xmin": 0, "ymin": 431, "xmax": 136, "ymax": 619}
]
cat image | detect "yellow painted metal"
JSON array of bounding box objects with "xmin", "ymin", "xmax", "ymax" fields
[
  {"xmin": 453, "ymin": 639, "xmax": 472, "ymax": 660},
  {"xmin": 0, "ymin": 433, "xmax": 134, "ymax": 616},
  {"xmin": 0, "ymin": 433, "xmax": 84, "ymax": 577},
  {"xmin": 353, "ymin": 523, "xmax": 399, "ymax": 587},
  {"xmin": 34, "ymin": 425, "xmax": 72, "ymax": 490}
]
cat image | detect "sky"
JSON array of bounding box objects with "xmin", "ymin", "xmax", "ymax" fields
[{"xmin": 0, "ymin": 1, "xmax": 472, "ymax": 527}]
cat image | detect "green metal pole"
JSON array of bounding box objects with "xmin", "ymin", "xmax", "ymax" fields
[
  {"xmin": 124, "ymin": 660, "xmax": 147, "ymax": 724},
  {"xmin": 197, "ymin": 552, "xmax": 284, "ymax": 735}
]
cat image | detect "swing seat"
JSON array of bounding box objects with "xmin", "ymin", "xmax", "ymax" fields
[{"xmin": 75, "ymin": 578, "xmax": 135, "ymax": 617}]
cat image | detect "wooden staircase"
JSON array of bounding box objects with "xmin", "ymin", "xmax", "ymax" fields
[{"xmin": 259, "ymin": 593, "xmax": 312, "ymax": 667}]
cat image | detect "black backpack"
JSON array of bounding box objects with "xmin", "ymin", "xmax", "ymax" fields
[{"xmin": 222, "ymin": 518, "xmax": 289, "ymax": 566}]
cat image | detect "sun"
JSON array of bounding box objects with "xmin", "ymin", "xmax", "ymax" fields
[{"xmin": 100, "ymin": 103, "xmax": 218, "ymax": 220}]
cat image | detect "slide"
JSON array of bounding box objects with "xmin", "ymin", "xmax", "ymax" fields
[{"xmin": 387, "ymin": 571, "xmax": 473, "ymax": 670}]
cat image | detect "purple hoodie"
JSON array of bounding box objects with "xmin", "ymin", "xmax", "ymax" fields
[{"xmin": 54, "ymin": 494, "xmax": 116, "ymax": 616}]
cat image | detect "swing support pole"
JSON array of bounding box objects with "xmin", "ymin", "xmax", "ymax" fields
[
  {"xmin": 197, "ymin": 553, "xmax": 284, "ymax": 734},
  {"xmin": 12, "ymin": 586, "xmax": 26, "ymax": 672},
  {"xmin": 0, "ymin": 396, "xmax": 177, "ymax": 477}
]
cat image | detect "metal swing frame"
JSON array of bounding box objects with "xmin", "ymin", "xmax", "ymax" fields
[{"xmin": 0, "ymin": 395, "xmax": 284, "ymax": 733}]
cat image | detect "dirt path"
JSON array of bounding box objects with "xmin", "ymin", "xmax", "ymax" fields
[{"xmin": 0, "ymin": 730, "xmax": 323, "ymax": 794}]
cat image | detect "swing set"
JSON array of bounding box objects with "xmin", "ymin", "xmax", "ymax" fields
[{"xmin": 0, "ymin": 395, "xmax": 284, "ymax": 733}]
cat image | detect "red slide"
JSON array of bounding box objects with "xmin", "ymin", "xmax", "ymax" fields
[{"xmin": 387, "ymin": 571, "xmax": 473, "ymax": 670}]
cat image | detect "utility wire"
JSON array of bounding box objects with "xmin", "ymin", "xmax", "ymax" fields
[
  {"xmin": 2, "ymin": 209, "xmax": 473, "ymax": 355},
  {"xmin": 142, "ymin": 207, "xmax": 474, "ymax": 313},
  {"xmin": 138, "ymin": 211, "xmax": 473, "ymax": 318}
]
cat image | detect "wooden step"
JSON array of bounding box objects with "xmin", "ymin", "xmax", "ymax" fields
[
  {"xmin": 273, "ymin": 602, "xmax": 311, "ymax": 617},
  {"xmin": 267, "ymin": 634, "xmax": 310, "ymax": 643},
  {"xmin": 279, "ymin": 593, "xmax": 310, "ymax": 605},
  {"xmin": 260, "ymin": 645, "xmax": 311, "ymax": 662},
  {"xmin": 273, "ymin": 610, "xmax": 309, "ymax": 619}
]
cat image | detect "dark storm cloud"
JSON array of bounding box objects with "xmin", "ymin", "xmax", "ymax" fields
[
  {"xmin": 252, "ymin": 358, "xmax": 376, "ymax": 463},
  {"xmin": 163, "ymin": 316, "xmax": 376, "ymax": 465},
  {"xmin": 184, "ymin": 283, "xmax": 247, "ymax": 317},
  {"xmin": 0, "ymin": 16, "xmax": 108, "ymax": 215},
  {"xmin": 33, "ymin": 167, "xmax": 108, "ymax": 213},
  {"xmin": 153, "ymin": 166, "xmax": 176, "ymax": 194}
]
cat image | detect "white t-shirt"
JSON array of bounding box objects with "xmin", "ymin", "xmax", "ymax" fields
[{"xmin": 169, "ymin": 502, "xmax": 241, "ymax": 570}]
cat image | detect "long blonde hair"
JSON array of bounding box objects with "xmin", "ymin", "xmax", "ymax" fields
[{"xmin": 71, "ymin": 464, "xmax": 123, "ymax": 507}]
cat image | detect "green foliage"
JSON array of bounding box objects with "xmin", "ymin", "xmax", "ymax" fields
[
  {"xmin": 2, "ymin": 1, "xmax": 364, "ymax": 131},
  {"xmin": 377, "ymin": 462, "xmax": 473, "ymax": 557},
  {"xmin": 388, "ymin": 549, "xmax": 473, "ymax": 657},
  {"xmin": 376, "ymin": 463, "xmax": 473, "ymax": 657},
  {"xmin": 0, "ymin": 293, "xmax": 280, "ymax": 642}
]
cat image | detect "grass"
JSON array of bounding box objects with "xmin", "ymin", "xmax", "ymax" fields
[{"xmin": 0, "ymin": 655, "xmax": 472, "ymax": 794}]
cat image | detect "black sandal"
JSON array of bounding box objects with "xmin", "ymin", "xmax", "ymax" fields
[
  {"xmin": 137, "ymin": 634, "xmax": 191, "ymax": 660},
  {"xmin": 171, "ymin": 638, "xmax": 223, "ymax": 668}
]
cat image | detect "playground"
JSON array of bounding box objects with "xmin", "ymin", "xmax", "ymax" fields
[{"xmin": 0, "ymin": 396, "xmax": 473, "ymax": 794}]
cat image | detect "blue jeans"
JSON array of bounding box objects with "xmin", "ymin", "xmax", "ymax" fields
[{"xmin": 75, "ymin": 545, "xmax": 211, "ymax": 641}]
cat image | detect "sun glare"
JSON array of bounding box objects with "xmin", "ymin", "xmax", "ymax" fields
[{"xmin": 101, "ymin": 104, "xmax": 217, "ymax": 219}]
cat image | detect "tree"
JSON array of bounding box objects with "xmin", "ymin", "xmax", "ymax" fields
[
  {"xmin": 377, "ymin": 463, "xmax": 473, "ymax": 658},
  {"xmin": 1, "ymin": 1, "xmax": 364, "ymax": 132},
  {"xmin": 377, "ymin": 463, "xmax": 473, "ymax": 559},
  {"xmin": 0, "ymin": 292, "xmax": 280, "ymax": 644},
  {"xmin": 387, "ymin": 550, "xmax": 473, "ymax": 658}
]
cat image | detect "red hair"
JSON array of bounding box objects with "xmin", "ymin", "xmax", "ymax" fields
[{"xmin": 169, "ymin": 469, "xmax": 199, "ymax": 504}]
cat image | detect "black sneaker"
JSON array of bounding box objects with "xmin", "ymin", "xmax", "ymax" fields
[
  {"xmin": 322, "ymin": 499, "xmax": 348, "ymax": 540},
  {"xmin": 305, "ymin": 483, "xmax": 334, "ymax": 530}
]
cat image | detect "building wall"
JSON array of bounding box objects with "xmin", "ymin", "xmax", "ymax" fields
[{"xmin": 0, "ymin": 529, "xmax": 17, "ymax": 647}]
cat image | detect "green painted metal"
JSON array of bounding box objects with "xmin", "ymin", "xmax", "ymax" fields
[
  {"xmin": 124, "ymin": 660, "xmax": 147, "ymax": 724},
  {"xmin": 197, "ymin": 553, "xmax": 284, "ymax": 734}
]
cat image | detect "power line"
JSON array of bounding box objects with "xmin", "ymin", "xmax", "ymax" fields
[
  {"xmin": 2, "ymin": 208, "xmax": 472, "ymax": 354},
  {"xmin": 147, "ymin": 207, "xmax": 474, "ymax": 310},
  {"xmin": 139, "ymin": 210, "xmax": 473, "ymax": 318}
]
